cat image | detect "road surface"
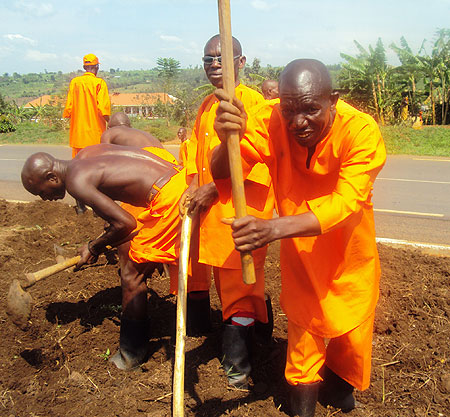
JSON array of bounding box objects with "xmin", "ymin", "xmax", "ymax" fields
[{"xmin": 1, "ymin": 145, "xmax": 449, "ymax": 245}]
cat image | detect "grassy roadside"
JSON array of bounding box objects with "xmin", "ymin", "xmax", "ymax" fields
[
  {"xmin": 0, "ymin": 118, "xmax": 184, "ymax": 145},
  {"xmin": 1, "ymin": 121, "xmax": 449, "ymax": 157},
  {"xmin": 380, "ymin": 125, "xmax": 450, "ymax": 156}
]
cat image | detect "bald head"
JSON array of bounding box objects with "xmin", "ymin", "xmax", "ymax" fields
[
  {"xmin": 21, "ymin": 153, "xmax": 55, "ymax": 193},
  {"xmin": 279, "ymin": 59, "xmax": 333, "ymax": 99},
  {"xmin": 109, "ymin": 112, "xmax": 131, "ymax": 128},
  {"xmin": 177, "ymin": 127, "xmax": 187, "ymax": 142},
  {"xmin": 279, "ymin": 59, "xmax": 338, "ymax": 149},
  {"xmin": 21, "ymin": 152, "xmax": 67, "ymax": 200},
  {"xmin": 203, "ymin": 34, "xmax": 246, "ymax": 88},
  {"xmin": 204, "ymin": 34, "xmax": 242, "ymax": 57},
  {"xmin": 261, "ymin": 80, "xmax": 279, "ymax": 100}
]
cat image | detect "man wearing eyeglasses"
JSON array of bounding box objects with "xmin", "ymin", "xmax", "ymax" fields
[{"xmin": 179, "ymin": 34, "xmax": 274, "ymax": 388}]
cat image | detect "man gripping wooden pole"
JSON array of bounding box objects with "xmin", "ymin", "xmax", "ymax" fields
[{"xmin": 217, "ymin": 0, "xmax": 256, "ymax": 285}]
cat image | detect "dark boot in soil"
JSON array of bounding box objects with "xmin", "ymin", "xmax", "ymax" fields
[
  {"xmin": 254, "ymin": 295, "xmax": 274, "ymax": 346},
  {"xmin": 187, "ymin": 291, "xmax": 212, "ymax": 336},
  {"xmin": 221, "ymin": 323, "xmax": 252, "ymax": 388},
  {"xmin": 289, "ymin": 382, "xmax": 319, "ymax": 417},
  {"xmin": 74, "ymin": 200, "xmax": 87, "ymax": 215},
  {"xmin": 318, "ymin": 366, "xmax": 355, "ymax": 412},
  {"xmin": 110, "ymin": 317, "xmax": 149, "ymax": 370}
]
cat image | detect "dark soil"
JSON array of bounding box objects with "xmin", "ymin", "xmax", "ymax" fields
[{"xmin": 0, "ymin": 200, "xmax": 449, "ymax": 417}]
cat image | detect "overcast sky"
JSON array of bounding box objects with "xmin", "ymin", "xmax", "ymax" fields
[{"xmin": 1, "ymin": 0, "xmax": 449, "ymax": 74}]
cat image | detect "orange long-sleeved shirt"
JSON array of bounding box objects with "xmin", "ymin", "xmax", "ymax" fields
[
  {"xmin": 63, "ymin": 72, "xmax": 111, "ymax": 149},
  {"xmin": 239, "ymin": 99, "xmax": 386, "ymax": 338},
  {"xmin": 179, "ymin": 140, "xmax": 189, "ymax": 166},
  {"xmin": 187, "ymin": 84, "xmax": 274, "ymax": 269}
]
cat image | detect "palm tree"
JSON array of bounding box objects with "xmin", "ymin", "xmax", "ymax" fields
[{"xmin": 339, "ymin": 38, "xmax": 395, "ymax": 124}]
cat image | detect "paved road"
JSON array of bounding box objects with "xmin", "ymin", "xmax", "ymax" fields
[
  {"xmin": 1, "ymin": 145, "xmax": 449, "ymax": 245},
  {"xmin": 372, "ymin": 155, "xmax": 450, "ymax": 245}
]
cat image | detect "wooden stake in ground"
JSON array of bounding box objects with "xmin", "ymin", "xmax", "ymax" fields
[
  {"xmin": 172, "ymin": 212, "xmax": 193, "ymax": 417},
  {"xmin": 217, "ymin": 0, "xmax": 256, "ymax": 285}
]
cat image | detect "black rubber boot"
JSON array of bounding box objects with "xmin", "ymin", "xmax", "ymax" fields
[
  {"xmin": 74, "ymin": 200, "xmax": 87, "ymax": 215},
  {"xmin": 318, "ymin": 366, "xmax": 355, "ymax": 412},
  {"xmin": 110, "ymin": 317, "xmax": 149, "ymax": 370},
  {"xmin": 186, "ymin": 292, "xmax": 212, "ymax": 336},
  {"xmin": 254, "ymin": 295, "xmax": 274, "ymax": 346},
  {"xmin": 289, "ymin": 382, "xmax": 319, "ymax": 417},
  {"xmin": 222, "ymin": 323, "xmax": 252, "ymax": 388}
]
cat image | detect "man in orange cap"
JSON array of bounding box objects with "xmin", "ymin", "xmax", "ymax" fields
[
  {"xmin": 63, "ymin": 53, "xmax": 111, "ymax": 214},
  {"xmin": 212, "ymin": 59, "xmax": 386, "ymax": 416}
]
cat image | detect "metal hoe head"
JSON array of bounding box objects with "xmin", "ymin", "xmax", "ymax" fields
[{"xmin": 6, "ymin": 279, "xmax": 33, "ymax": 330}]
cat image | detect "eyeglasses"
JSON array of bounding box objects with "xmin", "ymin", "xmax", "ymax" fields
[{"xmin": 202, "ymin": 55, "xmax": 241, "ymax": 65}]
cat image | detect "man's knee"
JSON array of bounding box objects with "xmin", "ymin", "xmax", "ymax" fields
[{"xmin": 120, "ymin": 260, "xmax": 154, "ymax": 291}]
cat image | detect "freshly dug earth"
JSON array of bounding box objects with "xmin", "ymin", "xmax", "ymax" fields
[{"xmin": 0, "ymin": 200, "xmax": 449, "ymax": 417}]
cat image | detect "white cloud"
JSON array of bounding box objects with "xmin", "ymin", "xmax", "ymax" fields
[
  {"xmin": 14, "ymin": 0, "xmax": 54, "ymax": 17},
  {"xmin": 25, "ymin": 50, "xmax": 57, "ymax": 62},
  {"xmin": 250, "ymin": 0, "xmax": 275, "ymax": 11},
  {"xmin": 3, "ymin": 34, "xmax": 37, "ymax": 45},
  {"xmin": 160, "ymin": 35, "xmax": 182, "ymax": 43}
]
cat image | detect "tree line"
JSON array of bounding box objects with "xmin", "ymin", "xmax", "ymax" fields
[{"xmin": 1, "ymin": 28, "xmax": 449, "ymax": 132}]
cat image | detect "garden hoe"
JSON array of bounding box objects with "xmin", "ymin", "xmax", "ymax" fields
[{"xmin": 7, "ymin": 256, "xmax": 80, "ymax": 330}]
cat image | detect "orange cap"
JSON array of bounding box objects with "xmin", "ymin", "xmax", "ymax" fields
[{"xmin": 83, "ymin": 53, "xmax": 99, "ymax": 66}]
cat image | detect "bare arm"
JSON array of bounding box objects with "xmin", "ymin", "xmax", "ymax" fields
[
  {"xmin": 100, "ymin": 129, "xmax": 112, "ymax": 144},
  {"xmin": 67, "ymin": 175, "xmax": 136, "ymax": 268}
]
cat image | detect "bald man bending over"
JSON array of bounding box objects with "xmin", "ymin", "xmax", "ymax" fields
[
  {"xmin": 212, "ymin": 59, "xmax": 386, "ymax": 415},
  {"xmin": 101, "ymin": 111, "xmax": 163, "ymax": 148},
  {"xmin": 21, "ymin": 144, "xmax": 187, "ymax": 371}
]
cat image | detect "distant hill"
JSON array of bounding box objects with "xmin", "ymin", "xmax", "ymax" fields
[{"xmin": 1, "ymin": 64, "xmax": 342, "ymax": 103}]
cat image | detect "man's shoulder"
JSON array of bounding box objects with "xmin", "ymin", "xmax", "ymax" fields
[
  {"xmin": 237, "ymin": 84, "xmax": 264, "ymax": 101},
  {"xmin": 335, "ymin": 99, "xmax": 378, "ymax": 129}
]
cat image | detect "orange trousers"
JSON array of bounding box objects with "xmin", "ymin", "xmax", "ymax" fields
[
  {"xmin": 285, "ymin": 312, "xmax": 375, "ymax": 391},
  {"xmin": 170, "ymin": 257, "xmax": 267, "ymax": 323}
]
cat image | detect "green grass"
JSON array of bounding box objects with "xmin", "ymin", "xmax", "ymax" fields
[
  {"xmin": 380, "ymin": 125, "xmax": 450, "ymax": 157},
  {"xmin": 0, "ymin": 121, "xmax": 69, "ymax": 145},
  {"xmin": 0, "ymin": 118, "xmax": 182, "ymax": 145}
]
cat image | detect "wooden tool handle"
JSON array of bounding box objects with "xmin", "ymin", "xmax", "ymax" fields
[
  {"xmin": 25, "ymin": 256, "xmax": 81, "ymax": 288},
  {"xmin": 173, "ymin": 213, "xmax": 193, "ymax": 417},
  {"xmin": 218, "ymin": 0, "xmax": 256, "ymax": 285}
]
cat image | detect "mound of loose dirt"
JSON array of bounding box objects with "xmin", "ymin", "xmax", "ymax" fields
[{"xmin": 0, "ymin": 200, "xmax": 448, "ymax": 416}]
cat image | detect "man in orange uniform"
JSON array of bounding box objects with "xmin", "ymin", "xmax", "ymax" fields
[
  {"xmin": 21, "ymin": 144, "xmax": 188, "ymax": 371},
  {"xmin": 181, "ymin": 34, "xmax": 274, "ymax": 387},
  {"xmin": 63, "ymin": 53, "xmax": 111, "ymax": 214},
  {"xmin": 261, "ymin": 79, "xmax": 279, "ymax": 100},
  {"xmin": 212, "ymin": 59, "xmax": 386, "ymax": 416},
  {"xmin": 177, "ymin": 127, "xmax": 189, "ymax": 166},
  {"xmin": 100, "ymin": 111, "xmax": 179, "ymax": 274}
]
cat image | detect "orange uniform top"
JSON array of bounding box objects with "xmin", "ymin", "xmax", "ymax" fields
[
  {"xmin": 63, "ymin": 72, "xmax": 111, "ymax": 149},
  {"xmin": 187, "ymin": 84, "xmax": 274, "ymax": 269},
  {"xmin": 239, "ymin": 99, "xmax": 386, "ymax": 338},
  {"xmin": 179, "ymin": 140, "xmax": 189, "ymax": 166}
]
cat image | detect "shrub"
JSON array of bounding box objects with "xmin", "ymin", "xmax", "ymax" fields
[{"xmin": 0, "ymin": 115, "xmax": 16, "ymax": 133}]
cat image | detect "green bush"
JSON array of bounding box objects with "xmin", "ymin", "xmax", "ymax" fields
[{"xmin": 0, "ymin": 115, "xmax": 16, "ymax": 133}]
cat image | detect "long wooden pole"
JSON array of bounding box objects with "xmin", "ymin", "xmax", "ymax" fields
[
  {"xmin": 172, "ymin": 212, "xmax": 193, "ymax": 417},
  {"xmin": 217, "ymin": 0, "xmax": 256, "ymax": 285}
]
